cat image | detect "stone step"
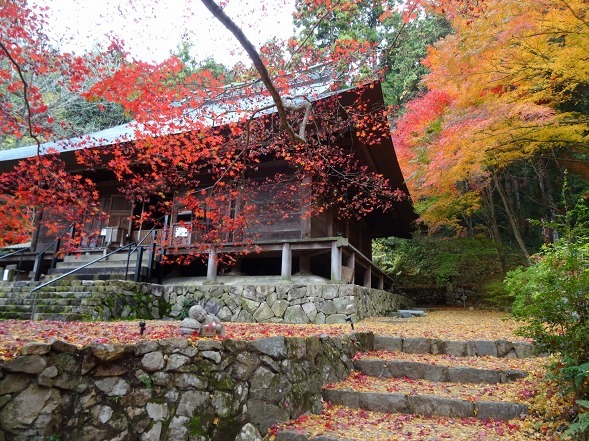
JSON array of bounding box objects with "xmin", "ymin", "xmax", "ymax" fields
[
  {"xmin": 354, "ymin": 357, "xmax": 527, "ymax": 384},
  {"xmin": 323, "ymin": 388, "xmax": 527, "ymax": 421},
  {"xmin": 0, "ymin": 303, "xmax": 100, "ymax": 314},
  {"xmin": 373, "ymin": 335, "xmax": 536, "ymax": 358},
  {"xmin": 273, "ymin": 404, "xmax": 528, "ymax": 440},
  {"xmin": 0, "ymin": 291, "xmax": 94, "ymax": 300},
  {"xmin": 0, "ymin": 298, "xmax": 101, "ymax": 309},
  {"xmin": 0, "ymin": 309, "xmax": 98, "ymax": 321},
  {"xmin": 396, "ymin": 309, "xmax": 427, "ymax": 318}
]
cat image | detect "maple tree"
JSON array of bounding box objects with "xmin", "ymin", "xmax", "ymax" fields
[
  {"xmin": 393, "ymin": 0, "xmax": 589, "ymax": 260},
  {"xmin": 4, "ymin": 0, "xmax": 555, "ymax": 258},
  {"xmin": 0, "ymin": 0, "xmax": 430, "ymax": 256}
]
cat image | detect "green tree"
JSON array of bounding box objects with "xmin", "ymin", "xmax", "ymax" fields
[{"xmin": 292, "ymin": 0, "xmax": 451, "ymax": 107}]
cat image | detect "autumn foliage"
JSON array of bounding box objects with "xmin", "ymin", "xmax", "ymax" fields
[
  {"xmin": 0, "ymin": 0, "xmax": 414, "ymax": 253},
  {"xmin": 1, "ymin": 0, "xmax": 587, "ymax": 257},
  {"xmin": 393, "ymin": 0, "xmax": 589, "ymax": 234}
]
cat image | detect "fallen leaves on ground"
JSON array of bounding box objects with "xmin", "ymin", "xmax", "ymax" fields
[
  {"xmin": 355, "ymin": 309, "xmax": 529, "ymax": 341},
  {"xmin": 0, "ymin": 320, "xmax": 350, "ymax": 361},
  {"xmin": 272, "ymin": 403, "xmax": 537, "ymax": 440},
  {"xmin": 324, "ymin": 369, "xmax": 544, "ymax": 404},
  {"xmin": 0, "ymin": 308, "xmax": 528, "ymax": 362},
  {"xmin": 354, "ymin": 350, "xmax": 543, "ymax": 372}
]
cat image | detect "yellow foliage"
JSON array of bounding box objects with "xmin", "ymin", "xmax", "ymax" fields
[{"xmin": 395, "ymin": 0, "xmax": 589, "ymax": 231}]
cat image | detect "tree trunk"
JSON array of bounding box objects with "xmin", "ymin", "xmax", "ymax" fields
[
  {"xmin": 493, "ymin": 173, "xmax": 530, "ymax": 262},
  {"xmin": 533, "ymin": 157, "xmax": 557, "ymax": 243},
  {"xmin": 482, "ymin": 184, "xmax": 507, "ymax": 274}
]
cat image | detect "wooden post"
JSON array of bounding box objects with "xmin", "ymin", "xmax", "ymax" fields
[
  {"xmin": 331, "ymin": 241, "xmax": 342, "ymax": 281},
  {"xmin": 348, "ymin": 251, "xmax": 356, "ymax": 271},
  {"xmin": 363, "ymin": 266, "xmax": 372, "ymax": 288},
  {"xmin": 207, "ymin": 249, "xmax": 217, "ymax": 282},
  {"xmin": 377, "ymin": 275, "xmax": 384, "ymax": 290},
  {"xmin": 281, "ymin": 242, "xmax": 292, "ymax": 280}
]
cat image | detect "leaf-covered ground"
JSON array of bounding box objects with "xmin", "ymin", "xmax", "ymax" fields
[
  {"xmin": 0, "ymin": 308, "xmax": 527, "ymax": 361},
  {"xmin": 0, "ymin": 320, "xmax": 350, "ymax": 361},
  {"xmin": 354, "ymin": 309, "xmax": 530, "ymax": 341},
  {"xmin": 0, "ymin": 308, "xmax": 572, "ymax": 438},
  {"xmin": 0, "ymin": 308, "xmax": 526, "ymax": 361},
  {"xmin": 272, "ymin": 403, "xmax": 549, "ymax": 441},
  {"xmin": 324, "ymin": 369, "xmax": 543, "ymax": 404},
  {"xmin": 354, "ymin": 350, "xmax": 542, "ymax": 372}
]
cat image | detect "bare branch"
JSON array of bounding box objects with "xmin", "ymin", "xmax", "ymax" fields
[
  {"xmin": 284, "ymin": 98, "xmax": 312, "ymax": 140},
  {"xmin": 199, "ymin": 0, "xmax": 306, "ymax": 144},
  {"xmin": 0, "ymin": 41, "xmax": 42, "ymax": 155}
]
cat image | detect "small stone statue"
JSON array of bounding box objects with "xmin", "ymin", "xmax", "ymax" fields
[{"xmin": 180, "ymin": 305, "xmax": 225, "ymax": 337}]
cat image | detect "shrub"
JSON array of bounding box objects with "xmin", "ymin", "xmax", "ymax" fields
[
  {"xmin": 506, "ymin": 188, "xmax": 588, "ymax": 439},
  {"xmin": 374, "ymin": 234, "xmax": 522, "ymax": 305}
]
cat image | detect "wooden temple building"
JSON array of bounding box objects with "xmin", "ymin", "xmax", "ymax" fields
[{"xmin": 0, "ymin": 79, "xmax": 417, "ymax": 289}]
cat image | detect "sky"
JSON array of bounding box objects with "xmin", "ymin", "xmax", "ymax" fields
[{"xmin": 35, "ymin": 0, "xmax": 296, "ymax": 66}]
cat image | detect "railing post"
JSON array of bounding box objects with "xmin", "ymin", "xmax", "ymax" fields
[
  {"xmin": 16, "ymin": 251, "xmax": 24, "ymax": 282},
  {"xmin": 134, "ymin": 246, "xmax": 144, "ymax": 282},
  {"xmin": 146, "ymin": 230, "xmax": 156, "ymax": 281},
  {"xmin": 68, "ymin": 225, "xmax": 75, "ymax": 256},
  {"xmin": 33, "ymin": 252, "xmax": 45, "ymax": 282}
]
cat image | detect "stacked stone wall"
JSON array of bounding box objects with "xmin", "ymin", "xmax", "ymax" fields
[
  {"xmin": 0, "ymin": 280, "xmax": 412, "ymax": 323},
  {"xmin": 166, "ymin": 284, "xmax": 414, "ymax": 324},
  {"xmin": 0, "ymin": 333, "xmax": 373, "ymax": 440}
]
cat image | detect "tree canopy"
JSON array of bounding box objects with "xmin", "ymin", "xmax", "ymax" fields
[
  {"xmin": 1, "ymin": 0, "xmax": 587, "ymax": 260},
  {"xmin": 393, "ymin": 0, "xmax": 588, "ymax": 257}
]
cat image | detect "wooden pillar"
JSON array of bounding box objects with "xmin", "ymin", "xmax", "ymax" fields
[
  {"xmin": 348, "ymin": 251, "xmax": 356, "ymax": 271},
  {"xmin": 207, "ymin": 249, "xmax": 217, "ymax": 281},
  {"xmin": 281, "ymin": 243, "xmax": 292, "ymax": 280},
  {"xmin": 301, "ymin": 175, "xmax": 312, "ymax": 239},
  {"xmin": 331, "ymin": 242, "xmax": 342, "ymax": 281},
  {"xmin": 377, "ymin": 275, "xmax": 384, "ymax": 290},
  {"xmin": 363, "ymin": 266, "xmax": 372, "ymax": 288}
]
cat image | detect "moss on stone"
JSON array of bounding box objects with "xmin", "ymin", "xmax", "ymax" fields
[
  {"xmin": 188, "ymin": 416, "xmax": 207, "ymax": 436},
  {"xmin": 211, "ymin": 373, "xmax": 236, "ymax": 391}
]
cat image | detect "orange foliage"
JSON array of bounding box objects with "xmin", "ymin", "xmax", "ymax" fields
[{"xmin": 393, "ymin": 0, "xmax": 589, "ymax": 230}]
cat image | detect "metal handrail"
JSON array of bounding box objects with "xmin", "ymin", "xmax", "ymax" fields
[
  {"xmin": 29, "ymin": 242, "xmax": 136, "ymax": 320},
  {"xmin": 35, "ymin": 224, "xmax": 74, "ymax": 257},
  {"xmin": 0, "ymin": 248, "xmax": 28, "ymax": 260},
  {"xmin": 125, "ymin": 222, "xmax": 161, "ymax": 279},
  {"xmin": 32, "ymin": 224, "xmax": 75, "ymax": 281}
]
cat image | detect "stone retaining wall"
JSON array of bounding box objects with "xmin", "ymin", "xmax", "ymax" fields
[
  {"xmin": 0, "ymin": 280, "xmax": 412, "ymax": 323},
  {"xmin": 166, "ymin": 283, "xmax": 413, "ymax": 324},
  {"xmin": 0, "ymin": 333, "xmax": 373, "ymax": 441}
]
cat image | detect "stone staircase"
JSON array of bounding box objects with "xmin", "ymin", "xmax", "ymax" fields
[
  {"xmin": 48, "ymin": 250, "xmax": 151, "ymax": 281},
  {"xmin": 0, "ymin": 280, "xmax": 108, "ymax": 320},
  {"xmin": 273, "ymin": 335, "xmax": 540, "ymax": 440}
]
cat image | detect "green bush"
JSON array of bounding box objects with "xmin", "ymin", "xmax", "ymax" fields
[
  {"xmin": 507, "ymin": 236, "xmax": 589, "ymax": 362},
  {"xmin": 374, "ymin": 235, "xmax": 522, "ymax": 305},
  {"xmin": 506, "ymin": 190, "xmax": 589, "ymax": 439}
]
